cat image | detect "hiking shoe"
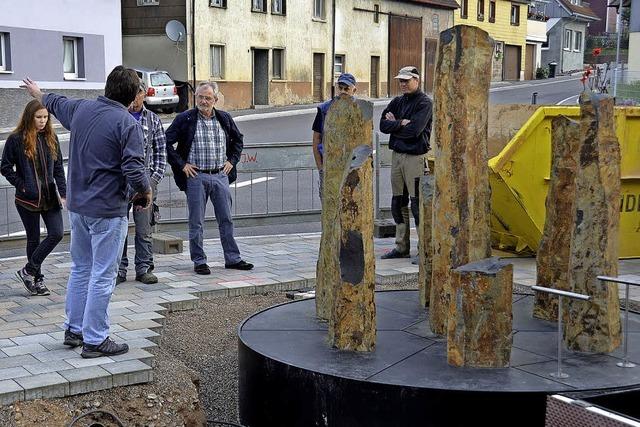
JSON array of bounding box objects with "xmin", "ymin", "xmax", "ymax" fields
[
  {"xmin": 16, "ymin": 269, "xmax": 38, "ymax": 296},
  {"xmin": 135, "ymin": 272, "xmax": 158, "ymax": 284},
  {"xmin": 81, "ymin": 337, "xmax": 129, "ymax": 359},
  {"xmin": 381, "ymin": 249, "xmax": 410, "ymax": 259},
  {"xmin": 225, "ymin": 260, "xmax": 254, "ymax": 271},
  {"xmin": 116, "ymin": 273, "xmax": 127, "ymax": 285},
  {"xmin": 33, "ymin": 277, "xmax": 50, "ymax": 296},
  {"xmin": 148, "ymin": 264, "xmax": 155, "ymax": 273},
  {"xmin": 194, "ymin": 263, "xmax": 211, "ymax": 275},
  {"xmin": 64, "ymin": 329, "xmax": 84, "ymax": 348}
]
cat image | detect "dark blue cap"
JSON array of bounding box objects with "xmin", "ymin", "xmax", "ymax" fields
[{"xmin": 337, "ymin": 73, "xmax": 357, "ymax": 87}]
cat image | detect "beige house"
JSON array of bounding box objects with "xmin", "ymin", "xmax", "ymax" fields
[{"xmin": 122, "ymin": 0, "xmax": 457, "ymax": 110}]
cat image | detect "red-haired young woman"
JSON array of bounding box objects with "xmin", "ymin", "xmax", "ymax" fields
[{"xmin": 1, "ymin": 100, "xmax": 66, "ymax": 296}]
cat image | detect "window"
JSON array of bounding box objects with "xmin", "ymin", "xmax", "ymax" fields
[
  {"xmin": 272, "ymin": 0, "xmax": 286, "ymax": 14},
  {"xmin": 460, "ymin": 0, "xmax": 468, "ymax": 18},
  {"xmin": 510, "ymin": 5, "xmax": 520, "ymax": 25},
  {"xmin": 210, "ymin": 0, "xmax": 226, "ymax": 7},
  {"xmin": 574, "ymin": 31, "xmax": 582, "ymax": 52},
  {"xmin": 374, "ymin": 4, "xmax": 380, "ymax": 23},
  {"xmin": 313, "ymin": 0, "xmax": 325, "ymax": 19},
  {"xmin": 432, "ymin": 14, "xmax": 440, "ymax": 33},
  {"xmin": 334, "ymin": 54, "xmax": 345, "ymax": 75},
  {"xmin": 63, "ymin": 37, "xmax": 84, "ymax": 79},
  {"xmin": 137, "ymin": 0, "xmax": 159, "ymax": 5},
  {"xmin": 210, "ymin": 45, "xmax": 225, "ymax": 78},
  {"xmin": 0, "ymin": 33, "xmax": 9, "ymax": 72},
  {"xmin": 564, "ymin": 29, "xmax": 572, "ymax": 50},
  {"xmin": 477, "ymin": 0, "xmax": 485, "ymax": 21},
  {"xmin": 489, "ymin": 1, "xmax": 496, "ymax": 22},
  {"xmin": 252, "ymin": 0, "xmax": 266, "ymax": 12},
  {"xmin": 272, "ymin": 49, "xmax": 284, "ymax": 79}
]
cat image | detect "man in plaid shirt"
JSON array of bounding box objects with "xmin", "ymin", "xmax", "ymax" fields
[
  {"xmin": 166, "ymin": 82, "xmax": 253, "ymax": 274},
  {"xmin": 117, "ymin": 81, "xmax": 167, "ymax": 284}
]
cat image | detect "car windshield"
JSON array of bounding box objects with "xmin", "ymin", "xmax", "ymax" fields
[{"xmin": 150, "ymin": 72, "xmax": 173, "ymax": 87}]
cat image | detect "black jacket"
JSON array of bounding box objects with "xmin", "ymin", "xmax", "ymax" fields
[
  {"xmin": 1, "ymin": 132, "xmax": 67, "ymax": 209},
  {"xmin": 165, "ymin": 108, "xmax": 243, "ymax": 191},
  {"xmin": 379, "ymin": 90, "xmax": 432, "ymax": 155}
]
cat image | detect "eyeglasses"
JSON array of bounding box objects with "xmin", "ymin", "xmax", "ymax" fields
[{"xmin": 197, "ymin": 95, "xmax": 215, "ymax": 102}]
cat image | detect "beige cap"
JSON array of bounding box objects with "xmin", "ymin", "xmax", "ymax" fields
[{"xmin": 394, "ymin": 66, "xmax": 420, "ymax": 80}]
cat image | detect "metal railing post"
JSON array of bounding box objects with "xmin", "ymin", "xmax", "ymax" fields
[
  {"xmin": 374, "ymin": 131, "xmax": 381, "ymax": 219},
  {"xmin": 531, "ymin": 285, "xmax": 591, "ymax": 379}
]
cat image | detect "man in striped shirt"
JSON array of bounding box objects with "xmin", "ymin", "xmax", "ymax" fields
[{"xmin": 166, "ymin": 82, "xmax": 253, "ymax": 274}]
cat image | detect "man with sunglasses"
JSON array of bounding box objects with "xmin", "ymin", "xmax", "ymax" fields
[
  {"xmin": 311, "ymin": 73, "xmax": 358, "ymax": 200},
  {"xmin": 379, "ymin": 66, "xmax": 432, "ymax": 260}
]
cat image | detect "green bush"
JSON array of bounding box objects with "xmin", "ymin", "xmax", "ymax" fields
[{"xmin": 536, "ymin": 67, "xmax": 549, "ymax": 79}]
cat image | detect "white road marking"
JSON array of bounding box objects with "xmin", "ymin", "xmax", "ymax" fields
[
  {"xmin": 230, "ymin": 176, "xmax": 277, "ymax": 188},
  {"xmin": 556, "ymin": 94, "xmax": 580, "ymax": 105}
]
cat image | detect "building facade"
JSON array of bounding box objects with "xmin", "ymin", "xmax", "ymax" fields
[
  {"xmin": 454, "ymin": 0, "xmax": 529, "ymax": 81},
  {"xmin": 540, "ymin": 0, "xmax": 599, "ymax": 73},
  {"xmin": 121, "ymin": 0, "xmax": 457, "ymax": 110},
  {"xmin": 0, "ymin": 0, "xmax": 123, "ymax": 127}
]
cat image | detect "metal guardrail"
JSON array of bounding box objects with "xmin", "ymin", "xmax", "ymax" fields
[
  {"xmin": 613, "ymin": 70, "xmax": 640, "ymax": 105},
  {"xmin": 0, "ymin": 135, "xmax": 394, "ymax": 240}
]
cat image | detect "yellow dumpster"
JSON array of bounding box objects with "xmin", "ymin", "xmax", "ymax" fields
[{"xmin": 489, "ymin": 106, "xmax": 640, "ymax": 258}]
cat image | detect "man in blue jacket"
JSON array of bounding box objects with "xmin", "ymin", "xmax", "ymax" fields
[
  {"xmin": 166, "ymin": 81, "xmax": 252, "ymax": 274},
  {"xmin": 22, "ymin": 66, "xmax": 151, "ymax": 358}
]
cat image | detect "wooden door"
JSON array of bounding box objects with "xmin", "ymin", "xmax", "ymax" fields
[
  {"xmin": 524, "ymin": 44, "xmax": 535, "ymax": 80},
  {"xmin": 313, "ymin": 53, "xmax": 324, "ymax": 102},
  {"xmin": 388, "ymin": 14, "xmax": 422, "ymax": 96},
  {"xmin": 504, "ymin": 44, "xmax": 521, "ymax": 81},
  {"xmin": 370, "ymin": 56, "xmax": 380, "ymax": 98},
  {"xmin": 424, "ymin": 38, "xmax": 438, "ymax": 93}
]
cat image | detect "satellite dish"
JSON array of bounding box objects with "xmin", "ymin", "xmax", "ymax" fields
[{"xmin": 165, "ymin": 20, "xmax": 186, "ymax": 42}]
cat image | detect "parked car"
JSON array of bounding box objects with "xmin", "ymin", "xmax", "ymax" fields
[{"xmin": 134, "ymin": 68, "xmax": 179, "ymax": 113}]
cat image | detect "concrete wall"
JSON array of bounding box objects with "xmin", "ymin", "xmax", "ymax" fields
[{"xmin": 0, "ymin": 0, "xmax": 122, "ymax": 89}]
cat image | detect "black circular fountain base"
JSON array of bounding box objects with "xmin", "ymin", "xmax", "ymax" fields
[{"xmin": 238, "ymin": 291, "xmax": 640, "ymax": 427}]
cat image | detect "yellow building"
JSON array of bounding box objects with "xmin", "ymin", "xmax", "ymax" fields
[{"xmin": 454, "ymin": 0, "xmax": 529, "ymax": 81}]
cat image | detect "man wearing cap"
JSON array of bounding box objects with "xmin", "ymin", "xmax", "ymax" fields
[
  {"xmin": 380, "ymin": 66, "xmax": 432, "ymax": 260},
  {"xmin": 311, "ymin": 73, "xmax": 357, "ymax": 199},
  {"xmin": 117, "ymin": 80, "xmax": 167, "ymax": 285}
]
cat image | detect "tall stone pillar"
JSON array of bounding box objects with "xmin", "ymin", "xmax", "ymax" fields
[
  {"xmin": 448, "ymin": 257, "xmax": 513, "ymax": 367},
  {"xmin": 418, "ymin": 175, "xmax": 434, "ymax": 308},
  {"xmin": 430, "ymin": 25, "xmax": 494, "ymax": 335},
  {"xmin": 329, "ymin": 145, "xmax": 376, "ymax": 351},
  {"xmin": 565, "ymin": 93, "xmax": 621, "ymax": 353},
  {"xmin": 534, "ymin": 117, "xmax": 581, "ymax": 321},
  {"xmin": 316, "ymin": 96, "xmax": 373, "ymax": 320}
]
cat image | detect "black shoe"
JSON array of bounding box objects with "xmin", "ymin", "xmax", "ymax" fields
[
  {"xmin": 135, "ymin": 272, "xmax": 158, "ymax": 284},
  {"xmin": 81, "ymin": 337, "xmax": 129, "ymax": 359},
  {"xmin": 16, "ymin": 269, "xmax": 38, "ymax": 296},
  {"xmin": 147, "ymin": 264, "xmax": 155, "ymax": 273},
  {"xmin": 381, "ymin": 249, "xmax": 410, "ymax": 260},
  {"xmin": 116, "ymin": 273, "xmax": 127, "ymax": 285},
  {"xmin": 225, "ymin": 260, "xmax": 254, "ymax": 271},
  {"xmin": 33, "ymin": 276, "xmax": 51, "ymax": 296},
  {"xmin": 194, "ymin": 263, "xmax": 211, "ymax": 275},
  {"xmin": 64, "ymin": 329, "xmax": 84, "ymax": 348}
]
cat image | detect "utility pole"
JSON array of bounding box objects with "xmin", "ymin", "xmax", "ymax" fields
[{"xmin": 614, "ymin": 2, "xmax": 623, "ymax": 97}]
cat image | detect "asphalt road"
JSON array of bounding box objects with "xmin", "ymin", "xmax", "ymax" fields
[{"xmin": 0, "ymin": 75, "xmax": 582, "ymax": 242}]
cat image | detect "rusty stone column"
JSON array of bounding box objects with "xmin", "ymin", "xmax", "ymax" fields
[
  {"xmin": 448, "ymin": 257, "xmax": 513, "ymax": 367},
  {"xmin": 430, "ymin": 25, "xmax": 494, "ymax": 335},
  {"xmin": 316, "ymin": 96, "xmax": 373, "ymax": 320},
  {"xmin": 418, "ymin": 175, "xmax": 434, "ymax": 308},
  {"xmin": 329, "ymin": 145, "xmax": 376, "ymax": 351},
  {"xmin": 534, "ymin": 116, "xmax": 581, "ymax": 321},
  {"xmin": 565, "ymin": 92, "xmax": 621, "ymax": 353}
]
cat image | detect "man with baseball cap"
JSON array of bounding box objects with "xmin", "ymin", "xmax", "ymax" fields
[
  {"xmin": 379, "ymin": 66, "xmax": 432, "ymax": 260},
  {"xmin": 311, "ymin": 73, "xmax": 357, "ymax": 199}
]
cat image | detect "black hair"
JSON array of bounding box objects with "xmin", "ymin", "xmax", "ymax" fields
[{"xmin": 104, "ymin": 66, "xmax": 140, "ymax": 107}]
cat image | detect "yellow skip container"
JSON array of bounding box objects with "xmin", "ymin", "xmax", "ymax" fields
[{"xmin": 489, "ymin": 106, "xmax": 640, "ymax": 258}]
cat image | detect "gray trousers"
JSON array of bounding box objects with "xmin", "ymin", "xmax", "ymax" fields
[
  {"xmin": 186, "ymin": 173, "xmax": 241, "ymax": 266},
  {"xmin": 119, "ymin": 181, "xmax": 157, "ymax": 276}
]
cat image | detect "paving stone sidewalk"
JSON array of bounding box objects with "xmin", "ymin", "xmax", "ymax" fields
[{"xmin": 0, "ymin": 231, "xmax": 639, "ymax": 405}]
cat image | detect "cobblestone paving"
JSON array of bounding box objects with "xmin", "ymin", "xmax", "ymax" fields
[{"xmin": 0, "ymin": 231, "xmax": 638, "ymax": 404}]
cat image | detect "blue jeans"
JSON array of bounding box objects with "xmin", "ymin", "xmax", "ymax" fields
[
  {"xmin": 186, "ymin": 173, "xmax": 241, "ymax": 265},
  {"xmin": 64, "ymin": 212, "xmax": 128, "ymax": 345}
]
